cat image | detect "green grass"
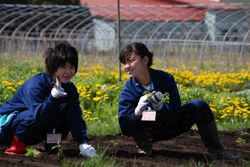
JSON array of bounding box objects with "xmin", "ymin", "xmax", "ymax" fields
[
  {"xmin": 86, "ymin": 101, "xmax": 121, "ymax": 136},
  {"xmin": 0, "ymin": 54, "xmax": 249, "ymax": 134},
  {"xmin": 217, "ymin": 119, "xmax": 250, "ymax": 132},
  {"xmin": 191, "ymin": 119, "xmax": 250, "ymax": 132},
  {"xmin": 62, "ymin": 150, "xmax": 120, "ymax": 167}
]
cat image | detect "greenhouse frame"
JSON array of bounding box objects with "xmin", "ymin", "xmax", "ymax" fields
[{"xmin": 0, "ymin": 2, "xmax": 249, "ymax": 59}]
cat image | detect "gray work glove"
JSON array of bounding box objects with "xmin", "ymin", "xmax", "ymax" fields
[
  {"xmin": 51, "ymin": 77, "xmax": 67, "ymax": 98},
  {"xmin": 151, "ymin": 91, "xmax": 164, "ymax": 111}
]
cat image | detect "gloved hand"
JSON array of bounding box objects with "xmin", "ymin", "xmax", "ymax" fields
[
  {"xmin": 150, "ymin": 91, "xmax": 164, "ymax": 111},
  {"xmin": 79, "ymin": 143, "xmax": 96, "ymax": 157},
  {"xmin": 135, "ymin": 95, "xmax": 149, "ymax": 116},
  {"xmin": 51, "ymin": 77, "xmax": 67, "ymax": 98}
]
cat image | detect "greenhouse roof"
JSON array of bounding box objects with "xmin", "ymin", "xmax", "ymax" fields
[{"xmin": 81, "ymin": 0, "xmax": 240, "ymax": 22}]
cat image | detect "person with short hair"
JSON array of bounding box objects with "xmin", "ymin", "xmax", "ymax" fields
[
  {"xmin": 118, "ymin": 42, "xmax": 239, "ymax": 160},
  {"xmin": 0, "ymin": 42, "xmax": 96, "ymax": 157}
]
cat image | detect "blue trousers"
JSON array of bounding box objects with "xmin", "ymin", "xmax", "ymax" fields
[{"xmin": 0, "ymin": 109, "xmax": 69, "ymax": 146}]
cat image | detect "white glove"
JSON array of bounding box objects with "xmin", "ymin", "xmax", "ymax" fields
[
  {"xmin": 135, "ymin": 95, "xmax": 149, "ymax": 116},
  {"xmin": 51, "ymin": 77, "xmax": 67, "ymax": 98},
  {"xmin": 79, "ymin": 143, "xmax": 96, "ymax": 157},
  {"xmin": 151, "ymin": 91, "xmax": 164, "ymax": 111}
]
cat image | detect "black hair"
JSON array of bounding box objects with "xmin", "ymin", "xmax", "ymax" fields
[
  {"xmin": 119, "ymin": 42, "xmax": 153, "ymax": 67},
  {"xmin": 44, "ymin": 41, "xmax": 78, "ymax": 75}
]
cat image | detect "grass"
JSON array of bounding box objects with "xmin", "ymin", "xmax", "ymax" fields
[
  {"xmin": 217, "ymin": 119, "xmax": 250, "ymax": 132},
  {"xmin": 86, "ymin": 101, "xmax": 121, "ymax": 136},
  {"xmin": 0, "ymin": 54, "xmax": 249, "ymax": 134},
  {"xmin": 191, "ymin": 119, "xmax": 250, "ymax": 132},
  {"xmin": 62, "ymin": 150, "xmax": 119, "ymax": 167}
]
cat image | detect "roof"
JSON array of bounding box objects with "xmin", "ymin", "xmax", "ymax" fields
[{"xmin": 80, "ymin": 0, "xmax": 240, "ymax": 22}]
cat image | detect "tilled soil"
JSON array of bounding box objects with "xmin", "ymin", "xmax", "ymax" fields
[{"xmin": 0, "ymin": 129, "xmax": 249, "ymax": 167}]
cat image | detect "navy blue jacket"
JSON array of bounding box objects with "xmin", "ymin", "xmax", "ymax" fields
[
  {"xmin": 0, "ymin": 73, "xmax": 87, "ymax": 145},
  {"xmin": 118, "ymin": 68, "xmax": 181, "ymax": 136}
]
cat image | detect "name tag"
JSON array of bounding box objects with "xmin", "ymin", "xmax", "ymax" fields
[
  {"xmin": 46, "ymin": 133, "xmax": 62, "ymax": 144},
  {"xmin": 141, "ymin": 110, "xmax": 156, "ymax": 121}
]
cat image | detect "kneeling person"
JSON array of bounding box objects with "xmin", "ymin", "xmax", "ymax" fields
[
  {"xmin": 118, "ymin": 42, "xmax": 239, "ymax": 160},
  {"xmin": 0, "ymin": 42, "xmax": 96, "ymax": 157}
]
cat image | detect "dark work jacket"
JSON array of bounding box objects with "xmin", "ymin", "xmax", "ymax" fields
[
  {"xmin": 0, "ymin": 73, "xmax": 87, "ymax": 145},
  {"xmin": 118, "ymin": 68, "xmax": 181, "ymax": 136}
]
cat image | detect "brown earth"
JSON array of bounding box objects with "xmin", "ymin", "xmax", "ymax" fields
[{"xmin": 0, "ymin": 129, "xmax": 249, "ymax": 167}]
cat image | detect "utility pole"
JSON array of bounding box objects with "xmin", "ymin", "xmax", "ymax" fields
[{"xmin": 117, "ymin": 0, "xmax": 122, "ymax": 81}]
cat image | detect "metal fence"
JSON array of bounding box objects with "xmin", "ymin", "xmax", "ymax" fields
[{"xmin": 0, "ymin": 3, "xmax": 249, "ymax": 62}]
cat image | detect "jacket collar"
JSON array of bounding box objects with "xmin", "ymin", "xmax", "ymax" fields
[
  {"xmin": 43, "ymin": 73, "xmax": 54, "ymax": 87},
  {"xmin": 149, "ymin": 68, "xmax": 160, "ymax": 90},
  {"xmin": 131, "ymin": 77, "xmax": 145, "ymax": 94},
  {"xmin": 131, "ymin": 68, "xmax": 158, "ymax": 93}
]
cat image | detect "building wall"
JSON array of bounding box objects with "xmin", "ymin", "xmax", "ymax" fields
[{"xmin": 93, "ymin": 19, "xmax": 115, "ymax": 51}]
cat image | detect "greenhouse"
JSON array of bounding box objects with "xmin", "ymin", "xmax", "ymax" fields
[{"xmin": 0, "ymin": 3, "xmax": 249, "ymax": 58}]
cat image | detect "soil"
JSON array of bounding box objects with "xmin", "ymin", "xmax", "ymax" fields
[{"xmin": 0, "ymin": 129, "xmax": 249, "ymax": 167}]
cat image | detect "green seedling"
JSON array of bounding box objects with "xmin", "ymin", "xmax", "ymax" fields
[
  {"xmin": 240, "ymin": 131, "xmax": 249, "ymax": 137},
  {"xmin": 144, "ymin": 91, "xmax": 169, "ymax": 104},
  {"xmin": 110, "ymin": 140, "xmax": 119, "ymax": 147},
  {"xmin": 236, "ymin": 137, "xmax": 246, "ymax": 146},
  {"xmin": 235, "ymin": 130, "xmax": 249, "ymax": 146},
  {"xmin": 25, "ymin": 147, "xmax": 41, "ymax": 158},
  {"xmin": 52, "ymin": 142, "xmax": 63, "ymax": 158}
]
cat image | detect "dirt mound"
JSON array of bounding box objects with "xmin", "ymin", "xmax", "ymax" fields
[{"xmin": 0, "ymin": 129, "xmax": 249, "ymax": 166}]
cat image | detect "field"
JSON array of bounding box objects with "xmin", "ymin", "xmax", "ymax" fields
[
  {"xmin": 0, "ymin": 129, "xmax": 250, "ymax": 167},
  {"xmin": 0, "ymin": 54, "xmax": 249, "ymax": 166}
]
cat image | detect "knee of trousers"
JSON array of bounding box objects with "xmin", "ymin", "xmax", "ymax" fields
[{"xmin": 190, "ymin": 100, "xmax": 215, "ymax": 124}]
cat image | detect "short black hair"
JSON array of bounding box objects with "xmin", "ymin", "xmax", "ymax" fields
[
  {"xmin": 119, "ymin": 42, "xmax": 153, "ymax": 67},
  {"xmin": 44, "ymin": 41, "xmax": 78, "ymax": 75}
]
